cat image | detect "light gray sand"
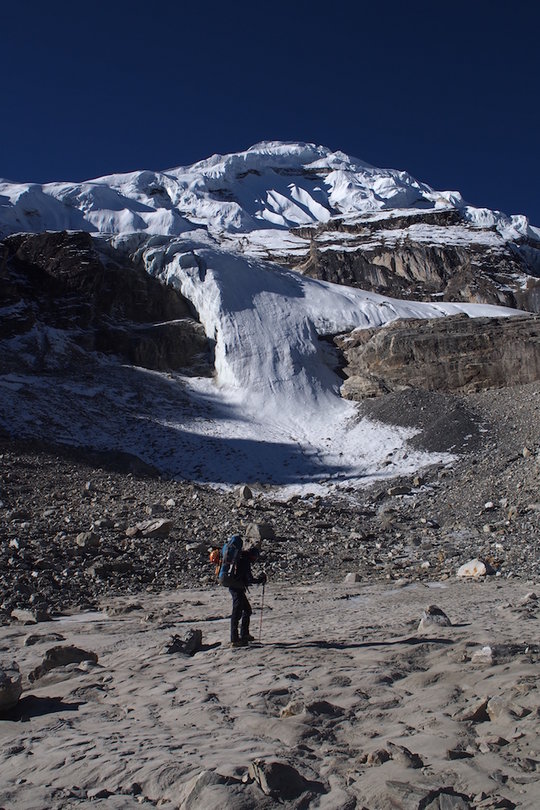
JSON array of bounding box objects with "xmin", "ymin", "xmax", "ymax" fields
[{"xmin": 1, "ymin": 578, "xmax": 538, "ymax": 809}]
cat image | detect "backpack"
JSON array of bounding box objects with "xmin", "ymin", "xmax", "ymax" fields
[{"xmin": 217, "ymin": 535, "xmax": 244, "ymax": 588}]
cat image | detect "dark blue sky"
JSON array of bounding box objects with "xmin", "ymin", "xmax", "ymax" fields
[{"xmin": 2, "ymin": 1, "xmax": 539, "ymax": 223}]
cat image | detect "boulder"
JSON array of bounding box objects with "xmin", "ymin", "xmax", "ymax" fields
[
  {"xmin": 11, "ymin": 606, "xmax": 50, "ymax": 624},
  {"xmin": 245, "ymin": 523, "xmax": 275, "ymax": 541},
  {"xmin": 28, "ymin": 645, "xmax": 98, "ymax": 682},
  {"xmin": 248, "ymin": 759, "xmax": 322, "ymax": 800},
  {"xmin": 164, "ymin": 629, "xmax": 202, "ymax": 656},
  {"xmin": 456, "ymin": 558, "xmax": 491, "ymax": 578},
  {"xmin": 237, "ymin": 485, "xmax": 253, "ymax": 502},
  {"xmin": 0, "ymin": 662, "xmax": 23, "ymax": 712},
  {"xmin": 136, "ymin": 518, "xmax": 173, "ymax": 537}
]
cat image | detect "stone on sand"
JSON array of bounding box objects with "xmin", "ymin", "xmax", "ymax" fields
[
  {"xmin": 418, "ymin": 604, "xmax": 451, "ymax": 631},
  {"xmin": 11, "ymin": 606, "xmax": 50, "ymax": 624},
  {"xmin": 28, "ymin": 645, "xmax": 98, "ymax": 682},
  {"xmin": 164, "ymin": 628, "xmax": 202, "ymax": 656},
  {"xmin": 248, "ymin": 758, "xmax": 322, "ymax": 800}
]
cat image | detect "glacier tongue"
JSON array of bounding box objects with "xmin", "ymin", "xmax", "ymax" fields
[{"xmin": 139, "ymin": 235, "xmax": 518, "ymax": 494}]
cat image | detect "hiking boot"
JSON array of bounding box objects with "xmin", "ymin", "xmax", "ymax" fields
[
  {"xmin": 230, "ymin": 639, "xmax": 248, "ymax": 648},
  {"xmin": 241, "ymin": 634, "xmax": 255, "ymax": 643}
]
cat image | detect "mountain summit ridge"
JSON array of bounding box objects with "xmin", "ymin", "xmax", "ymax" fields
[{"xmin": 1, "ymin": 141, "xmax": 538, "ymax": 243}]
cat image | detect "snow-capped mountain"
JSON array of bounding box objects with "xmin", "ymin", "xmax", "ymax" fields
[
  {"xmin": 0, "ymin": 142, "xmax": 540, "ymax": 240},
  {"xmin": 1, "ymin": 143, "xmax": 538, "ymax": 495},
  {"xmin": 2, "ymin": 140, "xmax": 539, "ymax": 241},
  {"xmin": 3, "ymin": 141, "xmax": 539, "ymax": 311}
]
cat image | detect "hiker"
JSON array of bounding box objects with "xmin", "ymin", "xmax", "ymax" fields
[{"xmin": 229, "ymin": 547, "xmax": 266, "ymax": 647}]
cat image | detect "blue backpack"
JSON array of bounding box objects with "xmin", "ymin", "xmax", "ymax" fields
[{"xmin": 218, "ymin": 535, "xmax": 244, "ymax": 588}]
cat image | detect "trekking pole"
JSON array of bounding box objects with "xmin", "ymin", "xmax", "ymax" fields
[{"xmin": 258, "ymin": 582, "xmax": 266, "ymax": 643}]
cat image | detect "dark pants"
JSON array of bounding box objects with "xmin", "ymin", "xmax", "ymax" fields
[{"xmin": 229, "ymin": 588, "xmax": 252, "ymax": 641}]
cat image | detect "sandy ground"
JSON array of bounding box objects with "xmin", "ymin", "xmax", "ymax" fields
[{"xmin": 1, "ymin": 578, "xmax": 539, "ymax": 810}]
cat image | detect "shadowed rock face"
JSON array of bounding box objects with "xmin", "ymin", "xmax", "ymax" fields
[
  {"xmin": 335, "ymin": 313, "xmax": 540, "ymax": 398},
  {"xmin": 0, "ymin": 231, "xmax": 212, "ymax": 374}
]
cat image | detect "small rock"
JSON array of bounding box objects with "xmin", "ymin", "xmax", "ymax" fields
[
  {"xmin": 93, "ymin": 517, "xmax": 114, "ymax": 529},
  {"xmin": 418, "ymin": 604, "xmax": 451, "ymax": 632},
  {"xmin": 477, "ymin": 735, "xmax": 509, "ymax": 753},
  {"xmin": 11, "ymin": 607, "xmax": 50, "ymax": 624},
  {"xmin": 75, "ymin": 531, "xmax": 99, "ymax": 549},
  {"xmin": 237, "ymin": 485, "xmax": 253, "ymax": 502},
  {"xmin": 387, "ymin": 741, "xmax": 424, "ymax": 768},
  {"xmin": 486, "ymin": 697, "xmax": 508, "ymax": 721},
  {"xmin": 24, "ymin": 632, "xmax": 65, "ymax": 647},
  {"xmin": 455, "ymin": 697, "xmax": 490, "ymax": 722},
  {"xmin": 280, "ymin": 700, "xmax": 305, "ymax": 718},
  {"xmin": 471, "ymin": 646, "xmax": 494, "ymax": 665},
  {"xmin": 446, "ymin": 748, "xmax": 474, "ymax": 760},
  {"xmin": 421, "ymin": 788, "xmax": 472, "ymax": 809},
  {"xmin": 145, "ymin": 503, "xmax": 164, "ymax": 516},
  {"xmin": 387, "ymin": 485, "xmax": 411, "ymax": 497},
  {"xmin": 87, "ymin": 788, "xmax": 113, "ymax": 799},
  {"xmin": 344, "ymin": 572, "xmax": 361, "ymax": 583},
  {"xmin": 367, "ymin": 748, "xmax": 391, "ymax": 766}
]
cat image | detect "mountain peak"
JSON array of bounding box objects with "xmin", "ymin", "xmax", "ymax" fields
[{"xmin": 0, "ymin": 142, "xmax": 538, "ymax": 242}]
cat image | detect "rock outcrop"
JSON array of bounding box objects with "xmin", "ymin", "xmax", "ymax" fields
[
  {"xmin": 335, "ymin": 313, "xmax": 540, "ymax": 398},
  {"xmin": 0, "ymin": 231, "xmax": 212, "ymax": 374},
  {"xmin": 289, "ymin": 212, "xmax": 540, "ymax": 313}
]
